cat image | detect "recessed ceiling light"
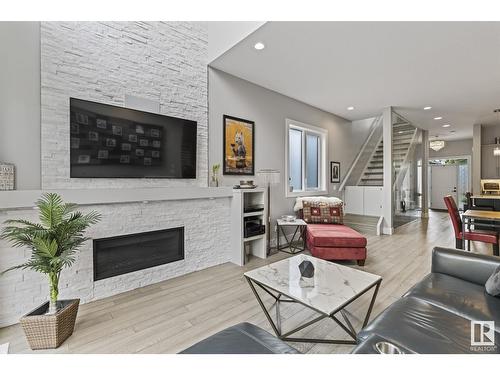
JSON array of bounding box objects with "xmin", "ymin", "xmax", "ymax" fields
[
  {"xmin": 450, "ymin": 130, "xmax": 456, "ymax": 133},
  {"xmin": 347, "ymin": 106, "xmax": 354, "ymax": 111},
  {"xmin": 442, "ymin": 124, "xmax": 450, "ymax": 128},
  {"xmin": 254, "ymin": 42, "xmax": 265, "ymax": 50},
  {"xmin": 423, "ymin": 106, "xmax": 432, "ymax": 110},
  {"xmin": 434, "ymin": 116, "xmax": 443, "ymax": 120}
]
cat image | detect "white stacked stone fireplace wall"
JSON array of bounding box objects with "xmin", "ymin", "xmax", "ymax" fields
[
  {"xmin": 0, "ymin": 22, "xmax": 234, "ymax": 328},
  {"xmin": 0, "ymin": 198, "xmax": 231, "ymax": 327},
  {"xmin": 41, "ymin": 21, "xmax": 208, "ymax": 189}
]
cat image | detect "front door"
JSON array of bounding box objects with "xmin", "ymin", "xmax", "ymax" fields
[{"xmin": 430, "ymin": 164, "xmax": 458, "ymax": 210}]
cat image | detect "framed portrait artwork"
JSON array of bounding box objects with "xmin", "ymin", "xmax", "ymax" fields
[
  {"xmin": 330, "ymin": 161, "xmax": 340, "ymax": 183},
  {"xmin": 223, "ymin": 115, "xmax": 255, "ymax": 175}
]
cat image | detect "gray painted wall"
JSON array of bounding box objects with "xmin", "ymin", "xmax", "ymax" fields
[
  {"xmin": 0, "ymin": 23, "xmax": 372, "ymax": 204},
  {"xmin": 480, "ymin": 124, "xmax": 500, "ymax": 145},
  {"xmin": 429, "ymin": 139, "xmax": 472, "ymax": 159},
  {"xmin": 0, "ymin": 22, "xmax": 209, "ymax": 191},
  {"xmin": 476, "ymin": 124, "xmax": 500, "ymax": 192},
  {"xmin": 472, "ymin": 124, "xmax": 481, "ymax": 194},
  {"xmin": 0, "ymin": 22, "xmax": 41, "ymax": 189},
  {"xmin": 208, "ymin": 67, "xmax": 372, "ymax": 229}
]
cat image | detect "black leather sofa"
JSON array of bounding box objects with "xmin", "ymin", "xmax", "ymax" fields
[
  {"xmin": 352, "ymin": 247, "xmax": 500, "ymax": 354},
  {"xmin": 180, "ymin": 322, "xmax": 299, "ymax": 354},
  {"xmin": 181, "ymin": 247, "xmax": 500, "ymax": 354}
]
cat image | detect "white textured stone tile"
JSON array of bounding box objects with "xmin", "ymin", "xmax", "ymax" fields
[
  {"xmin": 40, "ymin": 21, "xmax": 208, "ymax": 189},
  {"xmin": 0, "ymin": 22, "xmax": 232, "ymax": 329},
  {"xmin": 0, "ymin": 197, "xmax": 231, "ymax": 327}
]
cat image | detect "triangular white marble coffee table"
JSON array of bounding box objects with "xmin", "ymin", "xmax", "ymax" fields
[{"xmin": 244, "ymin": 254, "xmax": 382, "ymax": 345}]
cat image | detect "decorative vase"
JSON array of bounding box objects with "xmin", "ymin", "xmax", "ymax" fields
[
  {"xmin": 20, "ymin": 299, "xmax": 80, "ymax": 350},
  {"xmin": 299, "ymin": 260, "xmax": 315, "ymax": 278},
  {"xmin": 298, "ymin": 260, "xmax": 315, "ymax": 288},
  {"xmin": 210, "ymin": 175, "xmax": 219, "ymax": 187}
]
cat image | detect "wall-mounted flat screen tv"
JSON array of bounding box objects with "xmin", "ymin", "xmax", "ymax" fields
[{"xmin": 69, "ymin": 98, "xmax": 197, "ymax": 178}]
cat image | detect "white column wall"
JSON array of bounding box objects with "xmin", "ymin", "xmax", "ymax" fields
[{"xmin": 382, "ymin": 107, "xmax": 393, "ymax": 234}]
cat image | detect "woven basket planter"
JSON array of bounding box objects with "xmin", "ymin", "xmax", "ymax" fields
[{"xmin": 20, "ymin": 299, "xmax": 80, "ymax": 350}]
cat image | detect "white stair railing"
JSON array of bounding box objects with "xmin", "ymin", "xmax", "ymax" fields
[
  {"xmin": 393, "ymin": 127, "xmax": 420, "ymax": 191},
  {"xmin": 356, "ymin": 133, "xmax": 384, "ymax": 186},
  {"xmin": 339, "ymin": 115, "xmax": 383, "ymax": 192}
]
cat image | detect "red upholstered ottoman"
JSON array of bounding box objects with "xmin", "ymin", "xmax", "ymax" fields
[{"xmin": 306, "ymin": 224, "xmax": 367, "ymax": 266}]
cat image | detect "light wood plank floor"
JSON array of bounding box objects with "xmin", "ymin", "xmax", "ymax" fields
[{"xmin": 0, "ymin": 211, "xmax": 494, "ymax": 354}]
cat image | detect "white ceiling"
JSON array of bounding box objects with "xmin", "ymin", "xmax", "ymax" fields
[
  {"xmin": 210, "ymin": 22, "xmax": 500, "ymax": 140},
  {"xmin": 207, "ymin": 21, "xmax": 265, "ymax": 63}
]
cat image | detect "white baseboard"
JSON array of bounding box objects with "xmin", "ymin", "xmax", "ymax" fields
[{"xmin": 382, "ymin": 226, "xmax": 394, "ymax": 235}]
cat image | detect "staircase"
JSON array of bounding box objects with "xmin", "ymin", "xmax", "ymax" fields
[
  {"xmin": 358, "ymin": 121, "xmax": 417, "ymax": 186},
  {"xmin": 340, "ymin": 112, "xmax": 421, "ymax": 235}
]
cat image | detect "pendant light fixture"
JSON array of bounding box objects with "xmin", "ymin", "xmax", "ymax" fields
[
  {"xmin": 494, "ymin": 145, "xmax": 500, "ymax": 156},
  {"xmin": 430, "ymin": 140, "xmax": 445, "ymax": 151},
  {"xmin": 494, "ymin": 109, "xmax": 500, "ymax": 156}
]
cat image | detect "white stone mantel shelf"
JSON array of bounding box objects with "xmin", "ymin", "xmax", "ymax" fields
[{"xmin": 0, "ymin": 187, "xmax": 234, "ymax": 210}]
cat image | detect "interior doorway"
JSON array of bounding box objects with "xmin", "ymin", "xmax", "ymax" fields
[{"xmin": 429, "ymin": 156, "xmax": 470, "ymax": 211}]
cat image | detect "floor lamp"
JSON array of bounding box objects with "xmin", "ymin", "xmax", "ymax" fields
[{"xmin": 257, "ymin": 169, "xmax": 280, "ymax": 255}]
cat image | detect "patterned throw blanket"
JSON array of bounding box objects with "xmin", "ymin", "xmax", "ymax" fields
[{"xmin": 293, "ymin": 196, "xmax": 343, "ymax": 212}]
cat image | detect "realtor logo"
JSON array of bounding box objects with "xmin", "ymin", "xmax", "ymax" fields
[{"xmin": 471, "ymin": 321, "xmax": 495, "ymax": 347}]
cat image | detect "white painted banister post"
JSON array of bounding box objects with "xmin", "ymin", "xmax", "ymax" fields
[
  {"xmin": 421, "ymin": 129, "xmax": 429, "ymax": 218},
  {"xmin": 382, "ymin": 107, "xmax": 393, "ymax": 234}
]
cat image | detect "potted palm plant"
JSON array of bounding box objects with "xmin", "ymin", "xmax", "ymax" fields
[{"xmin": 1, "ymin": 193, "xmax": 100, "ymax": 349}]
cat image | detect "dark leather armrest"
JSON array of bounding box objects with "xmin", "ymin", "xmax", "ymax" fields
[
  {"xmin": 179, "ymin": 322, "xmax": 299, "ymax": 354},
  {"xmin": 351, "ymin": 334, "xmax": 414, "ymax": 354},
  {"xmin": 431, "ymin": 247, "xmax": 500, "ymax": 285}
]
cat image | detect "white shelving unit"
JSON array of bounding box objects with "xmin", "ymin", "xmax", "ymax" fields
[{"xmin": 230, "ymin": 188, "xmax": 267, "ymax": 266}]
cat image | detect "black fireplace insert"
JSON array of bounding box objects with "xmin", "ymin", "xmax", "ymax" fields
[{"xmin": 93, "ymin": 227, "xmax": 184, "ymax": 281}]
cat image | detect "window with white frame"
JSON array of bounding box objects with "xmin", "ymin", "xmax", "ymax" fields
[{"xmin": 285, "ymin": 119, "xmax": 327, "ymax": 197}]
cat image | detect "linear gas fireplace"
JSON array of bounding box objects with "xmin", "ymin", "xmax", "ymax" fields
[{"xmin": 93, "ymin": 227, "xmax": 184, "ymax": 281}]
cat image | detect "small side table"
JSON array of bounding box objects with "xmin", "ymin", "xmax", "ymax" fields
[{"xmin": 276, "ymin": 218, "xmax": 307, "ymax": 254}]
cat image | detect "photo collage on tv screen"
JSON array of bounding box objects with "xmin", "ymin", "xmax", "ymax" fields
[{"xmin": 70, "ymin": 109, "xmax": 163, "ymax": 167}]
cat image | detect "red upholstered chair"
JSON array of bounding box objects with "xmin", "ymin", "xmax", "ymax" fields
[{"xmin": 443, "ymin": 195, "xmax": 499, "ymax": 256}]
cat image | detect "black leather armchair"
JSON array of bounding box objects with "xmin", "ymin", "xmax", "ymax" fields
[{"xmin": 353, "ymin": 247, "xmax": 500, "ymax": 354}]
